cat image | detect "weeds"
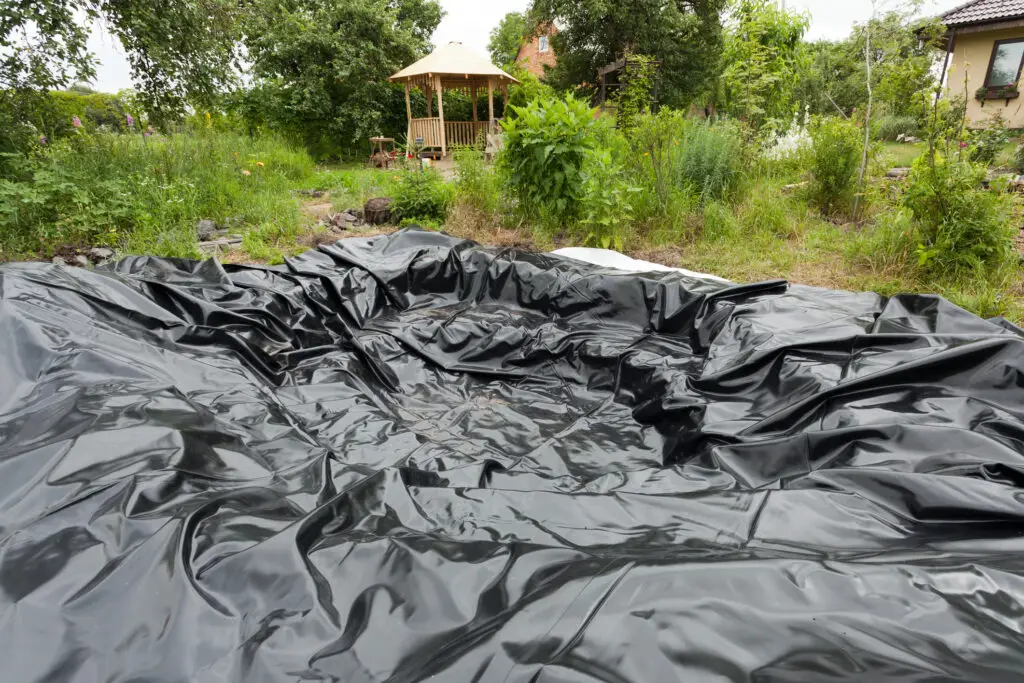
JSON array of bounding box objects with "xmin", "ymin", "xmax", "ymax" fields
[{"xmin": 0, "ymin": 130, "xmax": 313, "ymax": 258}]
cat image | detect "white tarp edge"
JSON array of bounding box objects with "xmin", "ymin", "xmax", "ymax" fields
[{"xmin": 552, "ymin": 248, "xmax": 731, "ymax": 284}]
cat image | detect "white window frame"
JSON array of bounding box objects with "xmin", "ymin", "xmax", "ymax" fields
[{"xmin": 538, "ymin": 35, "xmax": 550, "ymax": 53}]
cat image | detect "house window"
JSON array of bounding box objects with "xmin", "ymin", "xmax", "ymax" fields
[
  {"xmin": 985, "ymin": 39, "xmax": 1024, "ymax": 88},
  {"xmin": 538, "ymin": 35, "xmax": 550, "ymax": 53}
]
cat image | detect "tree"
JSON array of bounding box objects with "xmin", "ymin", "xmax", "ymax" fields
[
  {"xmin": 717, "ymin": 0, "xmax": 810, "ymax": 127},
  {"xmin": 242, "ymin": 0, "xmax": 443, "ymax": 158},
  {"xmin": 1, "ymin": 0, "xmax": 242, "ymax": 118},
  {"xmin": 792, "ymin": 7, "xmax": 942, "ymax": 120},
  {"xmin": 851, "ymin": 8, "xmax": 942, "ymax": 119},
  {"xmin": 530, "ymin": 0, "xmax": 729, "ymax": 106},
  {"xmin": 488, "ymin": 12, "xmax": 528, "ymax": 69}
]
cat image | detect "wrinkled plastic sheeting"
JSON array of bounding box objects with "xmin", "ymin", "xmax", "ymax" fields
[{"xmin": 2, "ymin": 229, "xmax": 1024, "ymax": 683}]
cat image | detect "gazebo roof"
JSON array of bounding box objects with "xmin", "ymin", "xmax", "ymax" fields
[{"xmin": 389, "ymin": 42, "xmax": 518, "ymax": 91}]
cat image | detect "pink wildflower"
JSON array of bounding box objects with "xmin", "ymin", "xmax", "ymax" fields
[
  {"xmin": 126, "ymin": 113, "xmax": 134, "ymax": 128},
  {"xmin": 39, "ymin": 135, "xmax": 47, "ymax": 145},
  {"xmin": 72, "ymin": 115, "xmax": 82, "ymax": 128}
]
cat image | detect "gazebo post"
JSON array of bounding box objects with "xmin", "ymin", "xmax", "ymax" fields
[
  {"xmin": 487, "ymin": 77, "xmax": 494, "ymax": 124},
  {"xmin": 426, "ymin": 79, "xmax": 433, "ymax": 117},
  {"xmin": 472, "ymin": 85, "xmax": 478, "ymax": 123},
  {"xmin": 404, "ymin": 83, "xmax": 412, "ymax": 145},
  {"xmin": 436, "ymin": 75, "xmax": 447, "ymax": 158}
]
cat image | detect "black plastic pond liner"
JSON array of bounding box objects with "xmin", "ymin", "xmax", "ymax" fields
[{"xmin": 2, "ymin": 229, "xmax": 1024, "ymax": 682}]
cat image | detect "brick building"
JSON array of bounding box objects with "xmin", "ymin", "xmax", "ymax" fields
[{"xmin": 515, "ymin": 23, "xmax": 558, "ymax": 78}]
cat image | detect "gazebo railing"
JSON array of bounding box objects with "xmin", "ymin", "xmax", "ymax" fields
[
  {"xmin": 446, "ymin": 121, "xmax": 490, "ymax": 147},
  {"xmin": 410, "ymin": 118, "xmax": 444, "ymax": 148},
  {"xmin": 409, "ymin": 118, "xmax": 491, "ymax": 150}
]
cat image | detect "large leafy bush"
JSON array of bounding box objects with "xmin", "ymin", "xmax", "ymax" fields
[{"xmin": 499, "ymin": 94, "xmax": 600, "ymax": 224}]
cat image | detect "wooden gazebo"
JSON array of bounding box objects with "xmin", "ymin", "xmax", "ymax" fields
[{"xmin": 389, "ymin": 42, "xmax": 518, "ymax": 158}]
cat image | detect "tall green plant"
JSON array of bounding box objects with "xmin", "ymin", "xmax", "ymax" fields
[
  {"xmin": 806, "ymin": 117, "xmax": 861, "ymax": 215},
  {"xmin": 904, "ymin": 154, "xmax": 1016, "ymax": 275},
  {"xmin": 498, "ymin": 94, "xmax": 600, "ymax": 226},
  {"xmin": 580, "ymin": 149, "xmax": 637, "ymax": 251}
]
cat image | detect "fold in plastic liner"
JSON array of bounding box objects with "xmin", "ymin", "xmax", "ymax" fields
[{"xmin": 2, "ymin": 230, "xmax": 1024, "ymax": 682}]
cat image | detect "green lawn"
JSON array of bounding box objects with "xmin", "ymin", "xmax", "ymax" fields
[
  {"xmin": 882, "ymin": 141, "xmax": 1019, "ymax": 169},
  {"xmin": 881, "ymin": 142, "xmax": 928, "ymax": 168}
]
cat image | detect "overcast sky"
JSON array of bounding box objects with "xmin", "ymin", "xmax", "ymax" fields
[{"xmin": 87, "ymin": 0, "xmax": 966, "ymax": 93}]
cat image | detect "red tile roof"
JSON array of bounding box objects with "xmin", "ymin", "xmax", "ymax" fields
[{"xmin": 943, "ymin": 0, "xmax": 1024, "ymax": 27}]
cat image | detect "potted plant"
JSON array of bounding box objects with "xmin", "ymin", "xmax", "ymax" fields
[{"xmin": 975, "ymin": 85, "xmax": 1020, "ymax": 106}]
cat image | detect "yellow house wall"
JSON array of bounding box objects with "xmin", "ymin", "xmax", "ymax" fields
[{"xmin": 947, "ymin": 27, "xmax": 1024, "ymax": 128}]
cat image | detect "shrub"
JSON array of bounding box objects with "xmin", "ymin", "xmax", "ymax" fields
[
  {"xmin": 1014, "ymin": 143, "xmax": 1024, "ymax": 174},
  {"xmin": 629, "ymin": 111, "xmax": 744, "ymax": 208},
  {"xmin": 872, "ymin": 115, "xmax": 919, "ymax": 142},
  {"xmin": 806, "ymin": 117, "xmax": 862, "ymax": 215},
  {"xmin": 391, "ymin": 169, "xmax": 454, "ymax": 222},
  {"xmin": 965, "ymin": 112, "xmax": 1011, "ymax": 166},
  {"xmin": 903, "ymin": 154, "xmax": 1016, "ymax": 275},
  {"xmin": 453, "ymin": 146, "xmax": 500, "ymax": 214},
  {"xmin": 505, "ymin": 68, "xmax": 557, "ymax": 118},
  {"xmin": 499, "ymin": 94, "xmax": 599, "ymax": 226},
  {"xmin": 677, "ymin": 120, "xmax": 745, "ymax": 204}
]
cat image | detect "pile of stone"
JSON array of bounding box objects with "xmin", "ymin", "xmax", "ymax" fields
[
  {"xmin": 51, "ymin": 247, "xmax": 115, "ymax": 268},
  {"xmin": 320, "ymin": 209, "xmax": 363, "ymax": 233},
  {"xmin": 196, "ymin": 219, "xmax": 245, "ymax": 254}
]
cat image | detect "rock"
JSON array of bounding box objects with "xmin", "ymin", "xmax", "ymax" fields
[
  {"xmin": 71, "ymin": 255, "xmax": 90, "ymax": 268},
  {"xmin": 363, "ymin": 197, "xmax": 394, "ymax": 226},
  {"xmin": 89, "ymin": 247, "xmax": 115, "ymax": 261},
  {"xmin": 886, "ymin": 167, "xmax": 911, "ymax": 179},
  {"xmin": 196, "ymin": 219, "xmax": 218, "ymax": 241},
  {"xmin": 896, "ymin": 135, "xmax": 921, "ymax": 144},
  {"xmin": 51, "ymin": 256, "xmax": 67, "ymax": 266},
  {"xmin": 781, "ymin": 181, "xmax": 808, "ymax": 193},
  {"xmin": 198, "ymin": 237, "xmax": 244, "ymax": 252}
]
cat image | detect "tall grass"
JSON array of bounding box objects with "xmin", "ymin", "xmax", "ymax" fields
[{"xmin": 0, "ymin": 130, "xmax": 314, "ymax": 258}]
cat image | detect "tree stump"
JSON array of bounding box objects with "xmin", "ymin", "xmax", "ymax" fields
[{"xmin": 364, "ymin": 198, "xmax": 394, "ymax": 225}]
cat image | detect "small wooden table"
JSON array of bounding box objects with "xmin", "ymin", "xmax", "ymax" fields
[{"xmin": 369, "ymin": 137, "xmax": 398, "ymax": 169}]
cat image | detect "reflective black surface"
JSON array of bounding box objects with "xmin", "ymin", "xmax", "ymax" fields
[{"xmin": 2, "ymin": 230, "xmax": 1024, "ymax": 682}]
